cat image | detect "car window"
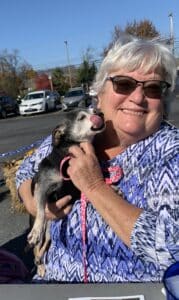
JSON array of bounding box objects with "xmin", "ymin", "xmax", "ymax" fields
[
  {"xmin": 25, "ymin": 93, "xmax": 44, "ymax": 100},
  {"xmin": 7, "ymin": 97, "xmax": 12, "ymax": 104},
  {"xmin": 4, "ymin": 97, "xmax": 9, "ymax": 103},
  {"xmin": 45, "ymin": 91, "xmax": 50, "ymax": 97},
  {"xmin": 53, "ymin": 92, "xmax": 59, "ymax": 98},
  {"xmin": 65, "ymin": 90, "xmax": 84, "ymax": 97}
]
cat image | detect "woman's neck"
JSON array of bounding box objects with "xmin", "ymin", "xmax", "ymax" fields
[{"xmin": 94, "ymin": 130, "xmax": 126, "ymax": 160}]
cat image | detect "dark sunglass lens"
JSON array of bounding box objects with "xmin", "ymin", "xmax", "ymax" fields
[
  {"xmin": 144, "ymin": 83, "xmax": 162, "ymax": 98},
  {"xmin": 113, "ymin": 78, "xmax": 136, "ymax": 94}
]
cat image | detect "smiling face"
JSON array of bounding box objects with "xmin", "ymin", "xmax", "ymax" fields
[{"xmin": 97, "ymin": 69, "xmax": 164, "ymax": 146}]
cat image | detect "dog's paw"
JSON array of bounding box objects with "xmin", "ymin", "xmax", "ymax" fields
[
  {"xmin": 28, "ymin": 227, "xmax": 42, "ymax": 247},
  {"xmin": 37, "ymin": 263, "xmax": 46, "ymax": 277}
]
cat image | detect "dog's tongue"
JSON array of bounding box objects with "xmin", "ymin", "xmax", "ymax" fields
[{"xmin": 90, "ymin": 114, "xmax": 103, "ymax": 129}]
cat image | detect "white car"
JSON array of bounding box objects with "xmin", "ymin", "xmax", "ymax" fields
[{"xmin": 19, "ymin": 90, "xmax": 56, "ymax": 116}]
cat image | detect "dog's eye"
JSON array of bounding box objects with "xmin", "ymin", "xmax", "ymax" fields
[{"xmin": 77, "ymin": 113, "xmax": 86, "ymax": 121}]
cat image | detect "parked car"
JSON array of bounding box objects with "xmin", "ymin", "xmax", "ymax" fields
[
  {"xmin": 0, "ymin": 95, "xmax": 19, "ymax": 118},
  {"xmin": 62, "ymin": 87, "xmax": 88, "ymax": 111},
  {"xmin": 19, "ymin": 90, "xmax": 56, "ymax": 116}
]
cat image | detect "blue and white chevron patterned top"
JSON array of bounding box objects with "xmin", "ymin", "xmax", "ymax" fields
[{"xmin": 16, "ymin": 121, "xmax": 179, "ymax": 282}]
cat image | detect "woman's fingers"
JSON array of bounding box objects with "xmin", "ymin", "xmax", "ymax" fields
[
  {"xmin": 79, "ymin": 142, "xmax": 95, "ymax": 154},
  {"xmin": 45, "ymin": 195, "xmax": 73, "ymax": 220},
  {"xmin": 55, "ymin": 195, "xmax": 72, "ymax": 209}
]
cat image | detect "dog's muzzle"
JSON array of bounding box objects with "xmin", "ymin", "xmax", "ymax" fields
[{"xmin": 90, "ymin": 113, "xmax": 105, "ymax": 131}]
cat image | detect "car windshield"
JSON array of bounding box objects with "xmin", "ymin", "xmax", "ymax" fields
[
  {"xmin": 24, "ymin": 93, "xmax": 44, "ymax": 100},
  {"xmin": 65, "ymin": 90, "xmax": 83, "ymax": 97}
]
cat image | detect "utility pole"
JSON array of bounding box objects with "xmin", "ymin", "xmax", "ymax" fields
[
  {"xmin": 64, "ymin": 40, "xmax": 72, "ymax": 88},
  {"xmin": 168, "ymin": 12, "xmax": 175, "ymax": 55},
  {"xmin": 48, "ymin": 74, "xmax": 53, "ymax": 91}
]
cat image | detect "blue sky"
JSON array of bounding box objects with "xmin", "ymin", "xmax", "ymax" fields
[{"xmin": 0, "ymin": 0, "xmax": 178, "ymax": 70}]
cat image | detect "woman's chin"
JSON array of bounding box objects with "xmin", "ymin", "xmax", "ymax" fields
[{"xmin": 119, "ymin": 124, "xmax": 148, "ymax": 141}]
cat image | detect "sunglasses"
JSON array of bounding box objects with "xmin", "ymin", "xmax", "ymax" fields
[{"xmin": 106, "ymin": 75, "xmax": 171, "ymax": 99}]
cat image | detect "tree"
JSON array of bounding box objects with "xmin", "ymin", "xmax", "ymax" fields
[
  {"xmin": 103, "ymin": 20, "xmax": 160, "ymax": 56},
  {"xmin": 125, "ymin": 19, "xmax": 159, "ymax": 38},
  {"xmin": 77, "ymin": 47, "xmax": 97, "ymax": 91},
  {"xmin": 18, "ymin": 65, "xmax": 37, "ymax": 96},
  {"xmin": 52, "ymin": 67, "xmax": 70, "ymax": 95},
  {"xmin": 0, "ymin": 49, "xmax": 34, "ymax": 98}
]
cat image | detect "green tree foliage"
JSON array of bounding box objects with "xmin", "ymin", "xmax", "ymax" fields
[
  {"xmin": 103, "ymin": 20, "xmax": 160, "ymax": 56},
  {"xmin": 52, "ymin": 67, "xmax": 70, "ymax": 95}
]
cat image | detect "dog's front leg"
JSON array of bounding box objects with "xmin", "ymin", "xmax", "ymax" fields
[
  {"xmin": 35, "ymin": 220, "xmax": 51, "ymax": 277},
  {"xmin": 28, "ymin": 183, "xmax": 46, "ymax": 247}
]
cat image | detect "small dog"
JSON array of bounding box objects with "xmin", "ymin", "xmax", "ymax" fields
[{"xmin": 27, "ymin": 108, "xmax": 105, "ymax": 275}]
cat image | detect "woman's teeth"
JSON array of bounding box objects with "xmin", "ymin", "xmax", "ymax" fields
[{"xmin": 121, "ymin": 109, "xmax": 145, "ymax": 116}]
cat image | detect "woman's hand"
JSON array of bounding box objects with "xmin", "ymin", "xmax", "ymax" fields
[
  {"xmin": 18, "ymin": 179, "xmax": 73, "ymax": 220},
  {"xmin": 67, "ymin": 142, "xmax": 105, "ymax": 194},
  {"xmin": 67, "ymin": 142, "xmax": 143, "ymax": 247},
  {"xmin": 45, "ymin": 195, "xmax": 73, "ymax": 220}
]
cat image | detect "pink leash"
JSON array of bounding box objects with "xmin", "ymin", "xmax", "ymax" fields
[
  {"xmin": 80, "ymin": 165, "xmax": 123, "ymax": 283},
  {"xmin": 81, "ymin": 193, "xmax": 88, "ymax": 282},
  {"xmin": 60, "ymin": 157, "xmax": 123, "ymax": 283}
]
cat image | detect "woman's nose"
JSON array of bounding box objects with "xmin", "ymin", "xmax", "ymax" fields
[{"xmin": 129, "ymin": 84, "xmax": 145, "ymax": 104}]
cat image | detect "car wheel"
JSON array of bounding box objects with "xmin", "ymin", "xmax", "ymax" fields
[{"xmin": 1, "ymin": 109, "xmax": 7, "ymax": 118}]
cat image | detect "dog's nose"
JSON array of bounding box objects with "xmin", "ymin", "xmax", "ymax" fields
[{"xmin": 90, "ymin": 114, "xmax": 104, "ymax": 129}]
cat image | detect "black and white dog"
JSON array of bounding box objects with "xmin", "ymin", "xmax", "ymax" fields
[{"xmin": 27, "ymin": 108, "xmax": 105, "ymax": 270}]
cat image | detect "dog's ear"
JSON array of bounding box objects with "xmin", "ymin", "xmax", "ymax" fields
[{"xmin": 52, "ymin": 124, "xmax": 66, "ymax": 146}]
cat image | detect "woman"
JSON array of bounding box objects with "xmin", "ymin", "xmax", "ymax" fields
[{"xmin": 16, "ymin": 37, "xmax": 179, "ymax": 282}]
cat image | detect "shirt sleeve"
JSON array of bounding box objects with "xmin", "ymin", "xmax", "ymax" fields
[
  {"xmin": 15, "ymin": 135, "xmax": 52, "ymax": 189},
  {"xmin": 130, "ymin": 153, "xmax": 179, "ymax": 270}
]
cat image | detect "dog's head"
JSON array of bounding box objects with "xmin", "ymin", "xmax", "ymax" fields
[{"xmin": 52, "ymin": 108, "xmax": 105, "ymax": 147}]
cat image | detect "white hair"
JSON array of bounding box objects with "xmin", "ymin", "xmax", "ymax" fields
[{"xmin": 91, "ymin": 37, "xmax": 177, "ymax": 97}]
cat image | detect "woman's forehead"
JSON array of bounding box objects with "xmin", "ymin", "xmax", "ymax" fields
[{"xmin": 108, "ymin": 69, "xmax": 163, "ymax": 80}]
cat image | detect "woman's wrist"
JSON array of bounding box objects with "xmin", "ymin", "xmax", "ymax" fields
[{"xmin": 18, "ymin": 179, "xmax": 37, "ymax": 216}]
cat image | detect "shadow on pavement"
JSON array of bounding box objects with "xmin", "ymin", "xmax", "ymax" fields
[{"xmin": 0, "ymin": 189, "xmax": 9, "ymax": 203}]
